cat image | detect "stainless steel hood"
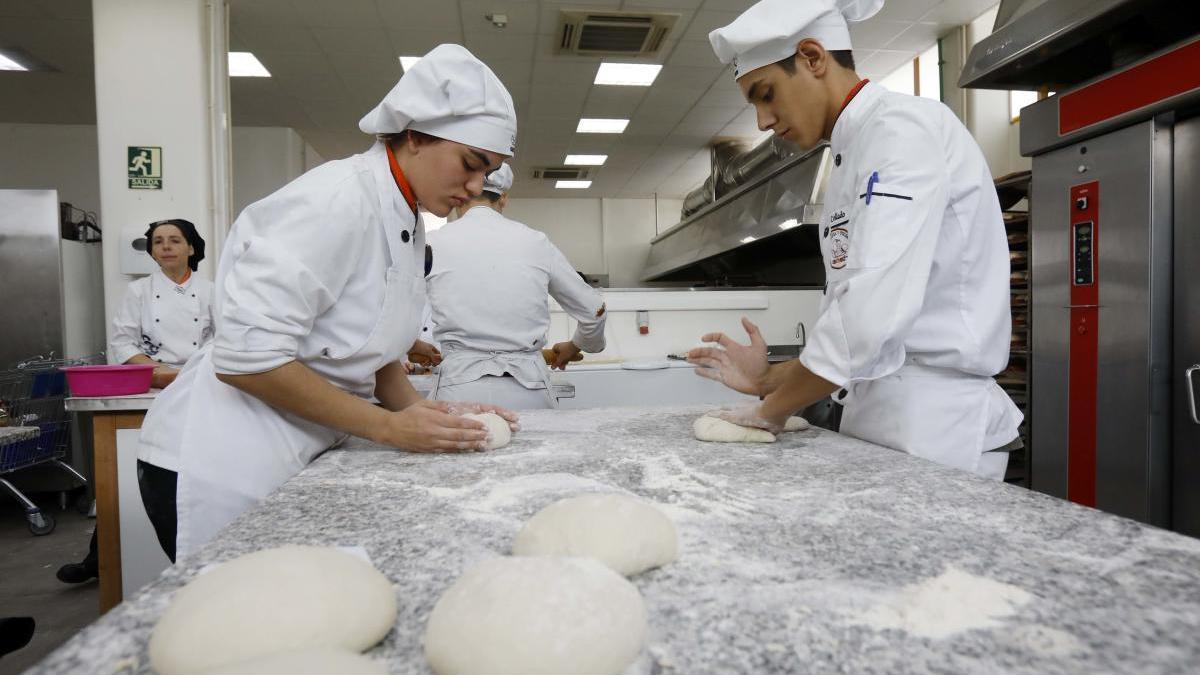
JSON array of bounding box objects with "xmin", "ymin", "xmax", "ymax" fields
[
  {"xmin": 959, "ymin": 0, "xmax": 1200, "ymax": 91},
  {"xmin": 642, "ymin": 144, "xmax": 830, "ymax": 286}
]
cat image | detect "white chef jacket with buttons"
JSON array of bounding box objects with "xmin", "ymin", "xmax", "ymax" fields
[
  {"xmin": 427, "ymin": 205, "xmax": 606, "ymax": 390},
  {"xmin": 109, "ymin": 268, "xmax": 215, "ymax": 369},
  {"xmin": 798, "ymin": 81, "xmax": 1022, "ymax": 477},
  {"xmin": 138, "ymin": 140, "xmax": 426, "ymax": 554}
]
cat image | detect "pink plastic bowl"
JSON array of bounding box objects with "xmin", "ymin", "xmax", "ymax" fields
[{"xmin": 61, "ymin": 364, "xmax": 155, "ymax": 397}]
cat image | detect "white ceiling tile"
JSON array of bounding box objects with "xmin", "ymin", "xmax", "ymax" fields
[
  {"xmin": 464, "ymin": 31, "xmax": 538, "ymax": 64},
  {"xmin": 849, "ymin": 19, "xmax": 917, "ymax": 51},
  {"xmin": 582, "ymin": 86, "xmax": 648, "ymax": 117},
  {"xmin": 656, "ymin": 64, "xmax": 722, "ymax": 90},
  {"xmin": 229, "ymin": 0, "xmax": 305, "ymax": 28},
  {"xmin": 44, "ymin": 0, "xmax": 90, "ymax": 20},
  {"xmin": 679, "ymin": 9, "xmax": 741, "ymax": 41},
  {"xmin": 253, "ymin": 50, "xmax": 340, "ymax": 81},
  {"xmin": 459, "ymin": 0, "xmax": 542, "ymax": 35},
  {"xmin": 681, "ymin": 105, "xmax": 743, "ymax": 126},
  {"xmin": 387, "ymin": 30, "xmax": 454, "ymax": 58},
  {"xmin": 376, "ymin": 1, "xmax": 464, "ymax": 32},
  {"xmin": 885, "ymin": 23, "xmax": 941, "ymax": 52},
  {"xmin": 696, "ymin": 81, "xmax": 746, "ymax": 108},
  {"xmin": 665, "ymin": 39, "xmax": 721, "ymax": 67},
  {"xmin": 533, "ymin": 59, "xmax": 600, "ymax": 86},
  {"xmin": 920, "ymin": 0, "xmax": 1002, "ymax": 26},
  {"xmin": 290, "ymin": 0, "xmax": 380, "ymax": 29},
  {"xmin": 858, "ymin": 49, "xmax": 919, "ymax": 78},
  {"xmin": 870, "ymin": 0, "xmax": 942, "ymax": 24},
  {"xmin": 232, "ymin": 23, "xmax": 321, "ymax": 54},
  {"xmin": 310, "ymin": 26, "xmax": 394, "ymax": 56},
  {"xmin": 0, "ymin": 0, "xmax": 54, "ymax": 18}
]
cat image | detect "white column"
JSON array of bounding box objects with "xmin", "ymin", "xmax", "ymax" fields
[{"xmin": 92, "ymin": 0, "xmax": 231, "ymax": 344}]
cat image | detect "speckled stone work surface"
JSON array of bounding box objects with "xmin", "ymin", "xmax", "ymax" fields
[{"xmin": 27, "ymin": 406, "xmax": 1200, "ymax": 674}]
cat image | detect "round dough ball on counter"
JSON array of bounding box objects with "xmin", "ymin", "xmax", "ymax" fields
[
  {"xmin": 512, "ymin": 493, "xmax": 678, "ymax": 576},
  {"xmin": 148, "ymin": 546, "xmax": 396, "ymax": 675},
  {"xmin": 783, "ymin": 416, "xmax": 811, "ymax": 432},
  {"xmin": 463, "ymin": 412, "xmax": 512, "ymax": 450},
  {"xmin": 424, "ymin": 557, "xmax": 646, "ymax": 675},
  {"xmin": 693, "ymin": 415, "xmax": 776, "ymax": 443},
  {"xmin": 202, "ymin": 649, "xmax": 388, "ymax": 675}
]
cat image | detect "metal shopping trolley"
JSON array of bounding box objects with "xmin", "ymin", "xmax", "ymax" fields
[{"xmin": 0, "ymin": 354, "xmax": 98, "ymax": 535}]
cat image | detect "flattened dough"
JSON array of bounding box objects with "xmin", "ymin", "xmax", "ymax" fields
[
  {"xmin": 512, "ymin": 493, "xmax": 678, "ymax": 575},
  {"xmin": 693, "ymin": 415, "xmax": 776, "ymax": 443},
  {"xmin": 204, "ymin": 649, "xmax": 388, "ymax": 675},
  {"xmin": 149, "ymin": 546, "xmax": 396, "ymax": 675},
  {"xmin": 463, "ymin": 412, "xmax": 512, "ymax": 449},
  {"xmin": 424, "ymin": 557, "xmax": 646, "ymax": 675}
]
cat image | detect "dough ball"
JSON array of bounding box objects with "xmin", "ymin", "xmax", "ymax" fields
[
  {"xmin": 149, "ymin": 546, "xmax": 396, "ymax": 675},
  {"xmin": 203, "ymin": 649, "xmax": 388, "ymax": 675},
  {"xmin": 783, "ymin": 416, "xmax": 811, "ymax": 432},
  {"xmin": 424, "ymin": 557, "xmax": 646, "ymax": 675},
  {"xmin": 692, "ymin": 415, "xmax": 776, "ymax": 443},
  {"xmin": 464, "ymin": 412, "xmax": 512, "ymax": 450},
  {"xmin": 513, "ymin": 493, "xmax": 678, "ymax": 576}
]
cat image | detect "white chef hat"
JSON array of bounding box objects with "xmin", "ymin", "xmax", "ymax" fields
[
  {"xmin": 482, "ymin": 162, "xmax": 513, "ymax": 195},
  {"xmin": 709, "ymin": 0, "xmax": 884, "ymax": 79},
  {"xmin": 359, "ymin": 44, "xmax": 517, "ymax": 156}
]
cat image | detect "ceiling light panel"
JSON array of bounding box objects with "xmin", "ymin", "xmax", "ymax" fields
[
  {"xmin": 576, "ymin": 118, "xmax": 629, "ymax": 133},
  {"xmin": 228, "ymin": 52, "xmax": 271, "ymax": 77},
  {"xmin": 594, "ymin": 62, "xmax": 662, "ymax": 86},
  {"xmin": 0, "ymin": 53, "xmax": 27, "ymax": 71},
  {"xmin": 564, "ymin": 155, "xmax": 608, "ymax": 166},
  {"xmin": 556, "ymin": 180, "xmax": 592, "ymax": 189}
]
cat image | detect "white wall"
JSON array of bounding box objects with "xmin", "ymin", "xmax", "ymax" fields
[
  {"xmin": 940, "ymin": 6, "xmax": 1031, "ymax": 179},
  {"xmin": 231, "ymin": 126, "xmax": 324, "ymax": 215},
  {"xmin": 503, "ymin": 196, "xmax": 684, "ymax": 287},
  {"xmin": 0, "ymin": 123, "xmax": 102, "ymax": 215}
]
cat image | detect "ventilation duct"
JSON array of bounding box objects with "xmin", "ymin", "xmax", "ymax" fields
[{"xmin": 558, "ymin": 11, "xmax": 678, "ymax": 56}]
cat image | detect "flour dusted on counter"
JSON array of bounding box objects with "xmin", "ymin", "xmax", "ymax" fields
[{"xmin": 855, "ymin": 567, "xmax": 1033, "ymax": 639}]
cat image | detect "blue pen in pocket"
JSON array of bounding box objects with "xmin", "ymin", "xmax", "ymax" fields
[{"xmin": 866, "ymin": 171, "xmax": 879, "ymax": 205}]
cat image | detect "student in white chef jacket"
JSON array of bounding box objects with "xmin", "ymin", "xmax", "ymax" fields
[
  {"xmin": 688, "ymin": 0, "xmax": 1023, "ymax": 480},
  {"xmin": 108, "ymin": 219, "xmax": 215, "ymax": 390},
  {"xmin": 136, "ymin": 44, "xmax": 521, "ymax": 561},
  {"xmin": 426, "ymin": 163, "xmax": 607, "ymax": 409}
]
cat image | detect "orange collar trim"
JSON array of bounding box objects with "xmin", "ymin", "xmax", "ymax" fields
[
  {"xmin": 837, "ymin": 78, "xmax": 870, "ymax": 119},
  {"xmin": 385, "ymin": 142, "xmax": 418, "ymax": 214}
]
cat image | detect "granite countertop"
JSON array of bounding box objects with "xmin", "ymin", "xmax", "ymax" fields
[
  {"xmin": 0, "ymin": 425, "xmax": 39, "ymax": 444},
  {"xmin": 27, "ymin": 405, "xmax": 1200, "ymax": 674}
]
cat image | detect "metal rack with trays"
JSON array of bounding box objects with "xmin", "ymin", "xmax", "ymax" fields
[{"xmin": 996, "ymin": 170, "xmax": 1032, "ymax": 487}]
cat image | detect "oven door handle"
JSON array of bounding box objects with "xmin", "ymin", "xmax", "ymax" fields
[{"xmin": 1187, "ymin": 364, "xmax": 1200, "ymax": 425}]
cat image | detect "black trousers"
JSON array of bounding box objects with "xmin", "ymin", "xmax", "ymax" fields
[{"xmin": 136, "ymin": 460, "xmax": 178, "ymax": 563}]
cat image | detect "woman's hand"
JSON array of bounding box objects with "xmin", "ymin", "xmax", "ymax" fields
[
  {"xmin": 374, "ymin": 400, "xmax": 492, "ymax": 453},
  {"xmin": 442, "ymin": 401, "xmax": 520, "ymax": 432},
  {"xmin": 151, "ymin": 366, "xmax": 179, "ymax": 389}
]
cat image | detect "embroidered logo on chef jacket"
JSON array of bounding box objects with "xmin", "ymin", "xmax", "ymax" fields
[
  {"xmin": 829, "ymin": 224, "xmax": 851, "ymax": 269},
  {"xmin": 141, "ymin": 334, "xmax": 161, "ymax": 356}
]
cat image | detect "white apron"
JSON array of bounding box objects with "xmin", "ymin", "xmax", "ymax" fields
[
  {"xmin": 169, "ymin": 218, "xmax": 424, "ymax": 557},
  {"xmin": 431, "ymin": 348, "xmax": 558, "ymax": 409}
]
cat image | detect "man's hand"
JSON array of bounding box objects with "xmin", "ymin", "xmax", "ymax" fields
[
  {"xmin": 548, "ymin": 341, "xmax": 583, "ymax": 371},
  {"xmin": 407, "ymin": 340, "xmax": 443, "ymax": 367},
  {"xmin": 687, "ymin": 317, "xmax": 771, "ymax": 396},
  {"xmin": 711, "ymin": 404, "xmax": 785, "ymax": 435}
]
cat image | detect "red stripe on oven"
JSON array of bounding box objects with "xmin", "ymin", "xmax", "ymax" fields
[
  {"xmin": 1059, "ymin": 38, "xmax": 1200, "ymax": 135},
  {"xmin": 1067, "ymin": 182, "xmax": 1099, "ymax": 507}
]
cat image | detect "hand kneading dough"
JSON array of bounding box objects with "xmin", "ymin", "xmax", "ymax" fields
[
  {"xmin": 203, "ymin": 649, "xmax": 388, "ymax": 675},
  {"xmin": 463, "ymin": 412, "xmax": 511, "ymax": 449},
  {"xmin": 512, "ymin": 493, "xmax": 678, "ymax": 575},
  {"xmin": 424, "ymin": 557, "xmax": 646, "ymax": 675},
  {"xmin": 693, "ymin": 415, "xmax": 776, "ymax": 443},
  {"xmin": 149, "ymin": 546, "xmax": 397, "ymax": 675}
]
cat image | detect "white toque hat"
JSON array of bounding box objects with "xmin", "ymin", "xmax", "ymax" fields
[
  {"xmin": 709, "ymin": 0, "xmax": 884, "ymax": 79},
  {"xmin": 359, "ymin": 44, "xmax": 517, "ymax": 156},
  {"xmin": 482, "ymin": 162, "xmax": 513, "ymax": 195}
]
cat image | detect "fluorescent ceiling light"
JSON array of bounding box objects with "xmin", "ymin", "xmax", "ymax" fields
[
  {"xmin": 556, "ymin": 180, "xmax": 592, "ymax": 189},
  {"xmin": 778, "ymin": 219, "xmax": 799, "ymax": 230},
  {"xmin": 399, "ymin": 56, "xmax": 421, "ymax": 72},
  {"xmin": 740, "ymin": 236, "xmax": 757, "ymax": 243},
  {"xmin": 0, "ymin": 53, "xmax": 27, "ymax": 71},
  {"xmin": 594, "ymin": 62, "xmax": 662, "ymax": 86},
  {"xmin": 228, "ymin": 52, "xmax": 270, "ymax": 77},
  {"xmin": 564, "ymin": 154, "xmax": 608, "ymax": 166},
  {"xmin": 577, "ymin": 118, "xmax": 629, "ymax": 134}
]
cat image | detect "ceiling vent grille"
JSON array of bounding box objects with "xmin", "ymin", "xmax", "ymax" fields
[
  {"xmin": 532, "ymin": 167, "xmax": 593, "ymax": 180},
  {"xmin": 558, "ymin": 11, "xmax": 678, "ymax": 56}
]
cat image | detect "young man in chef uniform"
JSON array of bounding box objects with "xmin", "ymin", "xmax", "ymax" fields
[
  {"xmin": 688, "ymin": 0, "xmax": 1023, "ymax": 479},
  {"xmin": 425, "ymin": 162, "xmax": 607, "ymax": 409}
]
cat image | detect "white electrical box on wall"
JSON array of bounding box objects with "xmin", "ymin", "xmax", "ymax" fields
[{"xmin": 120, "ymin": 226, "xmax": 158, "ymax": 275}]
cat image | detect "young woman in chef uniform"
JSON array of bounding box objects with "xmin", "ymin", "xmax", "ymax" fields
[
  {"xmin": 136, "ymin": 44, "xmax": 520, "ymax": 561},
  {"xmin": 690, "ymin": 0, "xmax": 1023, "ymax": 480}
]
